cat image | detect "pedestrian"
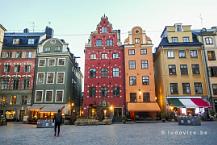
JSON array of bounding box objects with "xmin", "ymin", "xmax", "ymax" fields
[{"xmin": 53, "ymin": 109, "xmax": 62, "ymax": 136}]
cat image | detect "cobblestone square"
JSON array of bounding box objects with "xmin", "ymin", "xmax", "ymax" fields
[{"xmin": 0, "ymin": 122, "xmax": 217, "ymax": 145}]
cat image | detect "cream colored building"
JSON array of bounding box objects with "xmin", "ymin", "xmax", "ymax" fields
[
  {"xmin": 124, "ymin": 26, "xmax": 160, "ymax": 120},
  {"xmin": 0, "ymin": 24, "xmax": 6, "ymax": 56},
  {"xmin": 155, "ymin": 23, "xmax": 210, "ymax": 115},
  {"xmin": 194, "ymin": 27, "xmax": 217, "ymax": 112}
]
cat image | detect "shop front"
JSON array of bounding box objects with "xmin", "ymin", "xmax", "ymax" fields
[
  {"xmin": 167, "ymin": 97, "xmax": 211, "ymax": 116},
  {"xmin": 127, "ymin": 102, "xmax": 161, "ymax": 121}
]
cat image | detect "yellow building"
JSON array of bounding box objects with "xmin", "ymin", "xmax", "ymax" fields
[
  {"xmin": 155, "ymin": 23, "xmax": 210, "ymax": 115},
  {"xmin": 0, "ymin": 24, "xmax": 6, "ymax": 56},
  {"xmin": 124, "ymin": 26, "xmax": 160, "ymax": 120}
]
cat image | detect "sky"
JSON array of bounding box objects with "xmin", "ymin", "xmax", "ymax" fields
[{"xmin": 1, "ymin": 0, "xmax": 217, "ymax": 78}]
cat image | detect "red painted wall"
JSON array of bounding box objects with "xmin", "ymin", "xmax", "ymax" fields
[{"xmin": 83, "ymin": 16, "xmax": 125, "ymax": 112}]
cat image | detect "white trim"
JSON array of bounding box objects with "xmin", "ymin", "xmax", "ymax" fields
[
  {"xmin": 45, "ymin": 90, "xmax": 53, "ymax": 103},
  {"xmin": 38, "ymin": 58, "xmax": 46, "ymax": 67},
  {"xmin": 55, "ymin": 90, "xmax": 64, "ymax": 103},
  {"xmin": 48, "ymin": 58, "xmax": 56, "ymax": 67},
  {"xmin": 36, "ymin": 72, "xmax": 45, "ymax": 84},
  {"xmin": 46, "ymin": 72, "xmax": 55, "ymax": 84},
  {"xmin": 35, "ymin": 90, "xmax": 44, "ymax": 103},
  {"xmin": 57, "ymin": 58, "xmax": 66, "ymax": 66},
  {"xmin": 56, "ymin": 72, "xmax": 65, "ymax": 84}
]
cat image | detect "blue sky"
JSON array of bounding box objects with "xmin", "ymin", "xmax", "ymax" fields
[{"xmin": 1, "ymin": 0, "xmax": 217, "ymax": 75}]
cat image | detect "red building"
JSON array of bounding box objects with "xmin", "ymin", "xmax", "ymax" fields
[
  {"xmin": 0, "ymin": 27, "xmax": 53, "ymax": 121},
  {"xmin": 83, "ymin": 15, "xmax": 125, "ymax": 121}
]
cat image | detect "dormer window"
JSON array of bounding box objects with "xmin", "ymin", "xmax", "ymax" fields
[
  {"xmin": 28, "ymin": 39, "xmax": 35, "ymax": 45},
  {"xmin": 13, "ymin": 39, "xmax": 20, "ymax": 45},
  {"xmin": 183, "ymin": 37, "xmax": 190, "ymax": 42},
  {"xmin": 44, "ymin": 47, "xmax": 50, "ymax": 52},
  {"xmin": 101, "ymin": 27, "xmax": 107, "ymax": 33},
  {"xmin": 175, "ymin": 24, "xmax": 183, "ymax": 32},
  {"xmin": 172, "ymin": 37, "xmax": 178, "ymax": 43},
  {"xmin": 96, "ymin": 39, "xmax": 102, "ymax": 47}
]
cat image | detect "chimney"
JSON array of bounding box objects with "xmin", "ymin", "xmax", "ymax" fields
[{"xmin": 23, "ymin": 28, "xmax": 29, "ymax": 33}]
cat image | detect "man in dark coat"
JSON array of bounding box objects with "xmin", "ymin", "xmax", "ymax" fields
[{"xmin": 53, "ymin": 109, "xmax": 62, "ymax": 136}]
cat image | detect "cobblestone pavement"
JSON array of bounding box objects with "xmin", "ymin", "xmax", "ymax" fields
[{"xmin": 0, "ymin": 121, "xmax": 217, "ymax": 145}]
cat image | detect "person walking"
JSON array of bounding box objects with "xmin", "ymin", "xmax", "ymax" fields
[{"xmin": 53, "ymin": 109, "xmax": 62, "ymax": 136}]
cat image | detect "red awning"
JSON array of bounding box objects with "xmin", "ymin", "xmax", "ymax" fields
[{"xmin": 191, "ymin": 98, "xmax": 211, "ymax": 108}]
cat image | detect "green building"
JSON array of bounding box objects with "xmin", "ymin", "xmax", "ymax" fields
[{"xmin": 30, "ymin": 38, "xmax": 82, "ymax": 120}]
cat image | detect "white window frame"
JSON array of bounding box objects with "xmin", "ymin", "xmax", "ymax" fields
[
  {"xmin": 26, "ymin": 52, "xmax": 32, "ymax": 58},
  {"xmin": 13, "ymin": 39, "xmax": 20, "ymax": 45},
  {"xmin": 38, "ymin": 59, "xmax": 46, "ymax": 67},
  {"xmin": 35, "ymin": 90, "xmax": 43, "ymax": 103},
  {"xmin": 183, "ymin": 37, "xmax": 190, "ymax": 42},
  {"xmin": 46, "ymin": 72, "xmax": 55, "ymax": 84},
  {"xmin": 28, "ymin": 39, "xmax": 35, "ymax": 45},
  {"xmin": 55, "ymin": 90, "xmax": 64, "ymax": 102},
  {"xmin": 90, "ymin": 54, "xmax": 96, "ymax": 60},
  {"xmin": 37, "ymin": 72, "xmax": 45, "ymax": 84},
  {"xmin": 45, "ymin": 90, "xmax": 53, "ymax": 102},
  {"xmin": 48, "ymin": 58, "xmax": 56, "ymax": 66},
  {"xmin": 57, "ymin": 58, "xmax": 66, "ymax": 66},
  {"xmin": 56, "ymin": 72, "xmax": 65, "ymax": 84},
  {"xmin": 167, "ymin": 50, "xmax": 175, "ymax": 58}
]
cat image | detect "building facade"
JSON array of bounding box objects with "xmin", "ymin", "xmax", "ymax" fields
[
  {"xmin": 124, "ymin": 26, "xmax": 160, "ymax": 120},
  {"xmin": 31, "ymin": 38, "xmax": 83, "ymax": 120},
  {"xmin": 194, "ymin": 27, "xmax": 217, "ymax": 112},
  {"xmin": 154, "ymin": 23, "xmax": 210, "ymax": 115},
  {"xmin": 0, "ymin": 27, "xmax": 52, "ymax": 121},
  {"xmin": 0, "ymin": 24, "xmax": 6, "ymax": 56},
  {"xmin": 83, "ymin": 15, "xmax": 125, "ymax": 121}
]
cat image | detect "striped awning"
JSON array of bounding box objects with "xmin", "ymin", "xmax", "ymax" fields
[{"xmin": 167, "ymin": 97, "xmax": 211, "ymax": 108}]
